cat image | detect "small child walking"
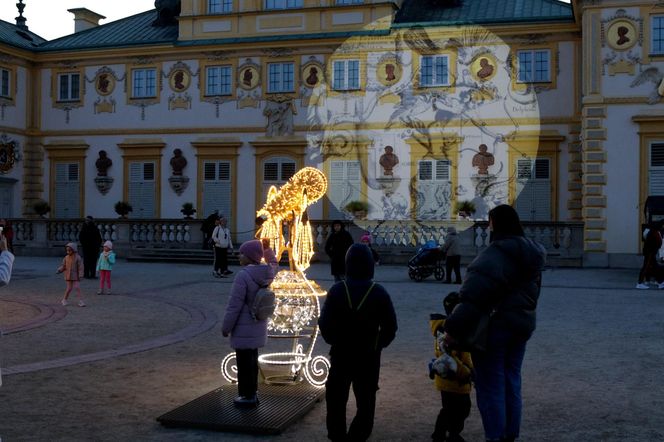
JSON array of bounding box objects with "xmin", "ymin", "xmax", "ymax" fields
[
  {"xmin": 96, "ymin": 240, "xmax": 116, "ymax": 295},
  {"xmin": 57, "ymin": 242, "xmax": 85, "ymax": 307},
  {"xmin": 428, "ymin": 292, "xmax": 473, "ymax": 442}
]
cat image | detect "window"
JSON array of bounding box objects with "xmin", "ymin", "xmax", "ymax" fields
[
  {"xmin": 336, "ymin": 0, "xmax": 363, "ymax": 4},
  {"xmin": 0, "ymin": 68, "xmax": 10, "ymax": 98},
  {"xmin": 267, "ymin": 63, "xmax": 295, "ymax": 93},
  {"xmin": 515, "ymin": 158, "xmax": 551, "ymax": 221},
  {"xmin": 420, "ymin": 55, "xmax": 449, "ymax": 87},
  {"xmin": 205, "ymin": 65, "xmax": 232, "ymax": 96},
  {"xmin": 517, "ymin": 50, "xmax": 551, "ymax": 83},
  {"xmin": 265, "ymin": 0, "xmax": 302, "ymax": 9},
  {"xmin": 203, "ymin": 161, "xmax": 232, "ymax": 220},
  {"xmin": 649, "ymin": 143, "xmax": 664, "ymax": 195},
  {"xmin": 128, "ymin": 161, "xmax": 156, "ymax": 218},
  {"xmin": 54, "ymin": 162, "xmax": 80, "ymax": 218},
  {"xmin": 328, "ymin": 160, "xmax": 361, "ymax": 219},
  {"xmin": 209, "ymin": 0, "xmax": 232, "ymax": 13},
  {"xmin": 652, "ymin": 16, "xmax": 664, "ymax": 54},
  {"xmin": 332, "ymin": 60, "xmax": 360, "ymax": 91},
  {"xmin": 263, "ymin": 157, "xmax": 296, "ymax": 201},
  {"xmin": 132, "ymin": 68, "xmax": 157, "ymax": 98},
  {"xmin": 58, "ymin": 73, "xmax": 80, "ymax": 102},
  {"xmin": 416, "ymin": 159, "xmax": 451, "ymax": 219}
]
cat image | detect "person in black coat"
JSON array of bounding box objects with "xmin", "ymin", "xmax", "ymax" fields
[
  {"xmin": 201, "ymin": 210, "xmax": 219, "ymax": 250},
  {"xmin": 324, "ymin": 220, "xmax": 354, "ymax": 282},
  {"xmin": 78, "ymin": 216, "xmax": 103, "ymax": 279},
  {"xmin": 444, "ymin": 205, "xmax": 546, "ymax": 442},
  {"xmin": 319, "ymin": 244, "xmax": 398, "ymax": 442}
]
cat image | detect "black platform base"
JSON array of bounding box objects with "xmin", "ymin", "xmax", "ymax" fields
[{"xmin": 157, "ymin": 382, "xmax": 325, "ymax": 435}]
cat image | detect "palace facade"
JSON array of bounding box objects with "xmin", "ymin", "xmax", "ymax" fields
[{"xmin": 1, "ymin": 0, "xmax": 663, "ymax": 265}]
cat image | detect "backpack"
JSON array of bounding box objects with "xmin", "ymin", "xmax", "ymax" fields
[{"xmin": 246, "ymin": 272, "xmax": 276, "ymax": 321}]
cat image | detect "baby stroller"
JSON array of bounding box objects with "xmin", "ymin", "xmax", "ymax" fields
[{"xmin": 408, "ymin": 240, "xmax": 445, "ymax": 282}]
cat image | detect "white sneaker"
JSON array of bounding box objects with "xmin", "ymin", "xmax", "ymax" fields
[
  {"xmin": 78, "ymin": 300, "xmax": 86, "ymax": 307},
  {"xmin": 636, "ymin": 283, "xmax": 650, "ymax": 289},
  {"xmin": 61, "ymin": 299, "xmax": 69, "ymax": 306}
]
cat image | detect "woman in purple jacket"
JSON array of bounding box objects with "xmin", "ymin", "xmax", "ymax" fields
[{"xmin": 222, "ymin": 240, "xmax": 275, "ymax": 408}]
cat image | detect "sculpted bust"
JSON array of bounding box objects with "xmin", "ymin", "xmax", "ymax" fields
[
  {"xmin": 379, "ymin": 145, "xmax": 399, "ymax": 176},
  {"xmin": 95, "ymin": 150, "xmax": 112, "ymax": 177},
  {"xmin": 170, "ymin": 148, "xmax": 187, "ymax": 176},
  {"xmin": 472, "ymin": 144, "xmax": 495, "ymax": 175}
]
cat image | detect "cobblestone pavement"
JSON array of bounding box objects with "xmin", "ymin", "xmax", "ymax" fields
[{"xmin": 0, "ymin": 257, "xmax": 663, "ymax": 441}]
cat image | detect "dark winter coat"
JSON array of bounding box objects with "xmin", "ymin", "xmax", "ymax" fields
[
  {"xmin": 445, "ymin": 234, "xmax": 546, "ymax": 342},
  {"xmin": 79, "ymin": 221, "xmax": 102, "ymax": 253},
  {"xmin": 222, "ymin": 264, "xmax": 274, "ymax": 349},
  {"xmin": 643, "ymin": 228, "xmax": 663, "ymax": 255},
  {"xmin": 324, "ymin": 226, "xmax": 354, "ymax": 276},
  {"xmin": 319, "ymin": 244, "xmax": 398, "ymax": 356}
]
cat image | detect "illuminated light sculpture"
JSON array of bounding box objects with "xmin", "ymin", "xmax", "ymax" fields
[{"xmin": 221, "ymin": 167, "xmax": 331, "ymax": 387}]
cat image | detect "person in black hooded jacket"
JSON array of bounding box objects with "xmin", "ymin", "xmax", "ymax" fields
[
  {"xmin": 324, "ymin": 220, "xmax": 354, "ymax": 282},
  {"xmin": 444, "ymin": 205, "xmax": 546, "ymax": 442},
  {"xmin": 319, "ymin": 243, "xmax": 398, "ymax": 442}
]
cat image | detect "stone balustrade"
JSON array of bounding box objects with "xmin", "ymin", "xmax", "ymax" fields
[{"xmin": 8, "ymin": 218, "xmax": 584, "ymax": 265}]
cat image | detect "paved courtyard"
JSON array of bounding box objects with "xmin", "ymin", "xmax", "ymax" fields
[{"xmin": 0, "ymin": 256, "xmax": 663, "ymax": 441}]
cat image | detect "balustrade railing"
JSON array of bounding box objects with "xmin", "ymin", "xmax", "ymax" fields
[{"xmin": 8, "ymin": 218, "xmax": 584, "ymax": 262}]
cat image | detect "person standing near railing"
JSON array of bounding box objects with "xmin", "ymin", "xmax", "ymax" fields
[
  {"xmin": 212, "ymin": 216, "xmax": 233, "ymax": 278},
  {"xmin": 79, "ymin": 216, "xmax": 102, "ymax": 279}
]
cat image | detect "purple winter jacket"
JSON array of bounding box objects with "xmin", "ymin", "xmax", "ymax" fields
[{"xmin": 222, "ymin": 264, "xmax": 275, "ymax": 349}]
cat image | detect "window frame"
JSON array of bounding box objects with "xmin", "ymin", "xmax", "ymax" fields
[
  {"xmin": 412, "ymin": 50, "xmax": 457, "ymax": 93},
  {"xmin": 0, "ymin": 67, "xmax": 12, "ymax": 99},
  {"xmin": 332, "ymin": 59, "xmax": 361, "ymax": 91},
  {"xmin": 652, "ymin": 15, "xmax": 664, "ymax": 55},
  {"xmin": 208, "ymin": 0, "xmax": 233, "ymax": 14},
  {"xmin": 264, "ymin": 0, "xmax": 303, "ymax": 10},
  {"xmin": 131, "ymin": 68, "xmax": 158, "ymax": 99},
  {"xmin": 266, "ymin": 62, "xmax": 295, "ymax": 94},
  {"xmin": 335, "ymin": 0, "xmax": 363, "ymax": 4},
  {"xmin": 516, "ymin": 49, "xmax": 551, "ymax": 84},
  {"xmin": 419, "ymin": 55, "xmax": 450, "ymax": 87},
  {"xmin": 205, "ymin": 65, "xmax": 233, "ymax": 96},
  {"xmin": 56, "ymin": 72, "xmax": 81, "ymax": 103}
]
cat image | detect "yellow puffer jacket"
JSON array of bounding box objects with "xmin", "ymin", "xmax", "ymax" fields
[{"xmin": 430, "ymin": 317, "xmax": 473, "ymax": 394}]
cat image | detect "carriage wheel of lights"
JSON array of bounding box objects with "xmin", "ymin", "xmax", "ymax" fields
[{"xmin": 221, "ymin": 167, "xmax": 331, "ymax": 388}]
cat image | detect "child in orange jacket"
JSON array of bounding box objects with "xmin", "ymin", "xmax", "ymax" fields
[
  {"xmin": 428, "ymin": 292, "xmax": 473, "ymax": 442},
  {"xmin": 57, "ymin": 242, "xmax": 85, "ymax": 307}
]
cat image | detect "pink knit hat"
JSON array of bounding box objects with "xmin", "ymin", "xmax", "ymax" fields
[
  {"xmin": 239, "ymin": 240, "xmax": 264, "ymax": 264},
  {"xmin": 360, "ymin": 234, "xmax": 371, "ymax": 243},
  {"xmin": 103, "ymin": 240, "xmax": 113, "ymax": 250}
]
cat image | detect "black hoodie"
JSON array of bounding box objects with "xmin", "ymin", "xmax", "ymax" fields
[{"xmin": 319, "ymin": 244, "xmax": 398, "ymax": 355}]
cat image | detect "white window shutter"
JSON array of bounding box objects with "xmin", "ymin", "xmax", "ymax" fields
[
  {"xmin": 515, "ymin": 158, "xmax": 551, "ymax": 221},
  {"xmin": 649, "ymin": 143, "xmax": 664, "ymax": 195},
  {"xmin": 54, "ymin": 162, "xmax": 80, "ymax": 218},
  {"xmin": 129, "ymin": 161, "xmax": 156, "ymax": 219},
  {"xmin": 203, "ymin": 161, "xmax": 232, "ymax": 219}
]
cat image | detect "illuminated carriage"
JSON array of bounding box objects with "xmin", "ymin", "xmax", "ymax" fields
[{"xmin": 221, "ymin": 167, "xmax": 330, "ymax": 387}]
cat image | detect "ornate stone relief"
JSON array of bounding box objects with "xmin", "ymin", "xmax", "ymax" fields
[
  {"xmin": 164, "ymin": 61, "xmax": 196, "ymax": 110},
  {"xmin": 87, "ymin": 66, "xmax": 123, "ymax": 114},
  {"xmin": 264, "ymin": 98, "xmax": 297, "ymax": 137},
  {"xmin": 0, "ymin": 134, "xmax": 20, "ymax": 174},
  {"xmin": 236, "ymin": 59, "xmax": 261, "ymax": 110},
  {"xmin": 601, "ymin": 9, "xmax": 644, "ymax": 76}
]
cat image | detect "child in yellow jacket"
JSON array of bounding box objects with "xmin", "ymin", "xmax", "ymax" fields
[{"xmin": 429, "ymin": 292, "xmax": 473, "ymax": 442}]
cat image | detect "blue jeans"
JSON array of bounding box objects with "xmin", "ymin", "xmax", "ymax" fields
[{"xmin": 472, "ymin": 327, "xmax": 528, "ymax": 441}]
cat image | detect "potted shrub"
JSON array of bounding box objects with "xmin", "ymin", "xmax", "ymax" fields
[
  {"xmin": 455, "ymin": 200, "xmax": 476, "ymax": 219},
  {"xmin": 181, "ymin": 202, "xmax": 196, "ymax": 219},
  {"xmin": 344, "ymin": 200, "xmax": 370, "ymax": 219},
  {"xmin": 114, "ymin": 201, "xmax": 133, "ymax": 219},
  {"xmin": 33, "ymin": 199, "xmax": 51, "ymax": 218}
]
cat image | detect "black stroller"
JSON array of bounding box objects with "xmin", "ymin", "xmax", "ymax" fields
[{"xmin": 408, "ymin": 241, "xmax": 445, "ymax": 282}]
